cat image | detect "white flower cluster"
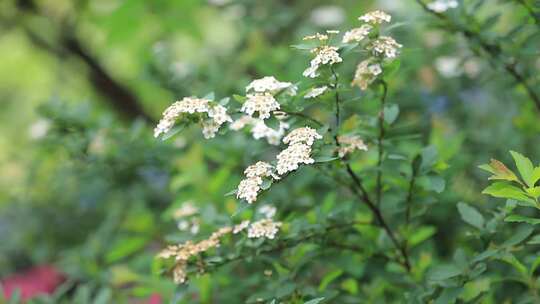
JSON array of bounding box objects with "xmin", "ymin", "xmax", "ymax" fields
[
  {"xmin": 246, "ymin": 76, "xmax": 296, "ymax": 96},
  {"xmin": 277, "ymin": 127, "xmax": 322, "ymax": 175},
  {"xmin": 157, "ymin": 226, "xmax": 233, "ymax": 284},
  {"xmin": 237, "ymin": 161, "xmax": 278, "ymax": 204},
  {"xmin": 352, "ymin": 59, "xmax": 383, "ymax": 90},
  {"xmin": 304, "ymin": 86, "xmax": 328, "ymax": 99},
  {"xmin": 342, "ymin": 10, "xmax": 401, "ymax": 91},
  {"xmin": 247, "ymin": 219, "xmax": 282, "ymax": 239},
  {"xmin": 427, "ymin": 0, "xmax": 458, "ymax": 13},
  {"xmin": 337, "ymin": 135, "xmax": 368, "ymax": 157},
  {"xmin": 154, "ymin": 97, "xmax": 232, "ymax": 139},
  {"xmin": 342, "ymin": 24, "xmax": 372, "ymax": 44},
  {"xmin": 358, "ymin": 10, "xmax": 391, "ymax": 24},
  {"xmin": 173, "ymin": 201, "xmax": 200, "ymax": 235},
  {"xmin": 369, "ymin": 36, "xmax": 402, "ymax": 59},
  {"xmin": 258, "ymin": 204, "xmax": 277, "ymax": 218},
  {"xmin": 230, "ymin": 115, "xmax": 289, "ymax": 145},
  {"xmin": 303, "ymin": 45, "xmax": 343, "ymax": 78}
]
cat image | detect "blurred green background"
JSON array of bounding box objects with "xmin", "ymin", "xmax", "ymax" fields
[{"xmin": 0, "ymin": 0, "xmax": 538, "ymax": 302}]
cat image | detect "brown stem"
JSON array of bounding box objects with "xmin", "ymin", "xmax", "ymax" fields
[{"xmin": 376, "ymin": 81, "xmax": 388, "ymax": 206}]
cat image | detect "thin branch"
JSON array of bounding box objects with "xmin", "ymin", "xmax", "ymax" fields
[
  {"xmin": 415, "ymin": 0, "xmax": 540, "ymax": 113},
  {"xmin": 405, "ymin": 160, "xmax": 419, "ymax": 227},
  {"xmin": 375, "ymin": 80, "xmax": 388, "ymax": 206}
]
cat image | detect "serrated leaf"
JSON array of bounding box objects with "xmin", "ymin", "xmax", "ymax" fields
[
  {"xmin": 383, "ymin": 104, "xmax": 399, "ymax": 125},
  {"xmin": 510, "ymin": 151, "xmax": 534, "ymax": 187},
  {"xmin": 504, "ymin": 215, "xmax": 540, "ymax": 225},
  {"xmin": 457, "ymin": 202, "xmax": 484, "ymax": 229},
  {"xmin": 481, "ymin": 182, "xmax": 537, "ymax": 206}
]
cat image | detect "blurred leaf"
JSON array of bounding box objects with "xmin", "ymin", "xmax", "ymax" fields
[
  {"xmin": 408, "ymin": 226, "xmax": 436, "ymax": 248},
  {"xmin": 502, "ymin": 225, "xmax": 533, "ymax": 247},
  {"xmin": 106, "ymin": 236, "xmax": 148, "ymax": 263},
  {"xmin": 304, "ymin": 298, "xmax": 325, "ymax": 304},
  {"xmin": 427, "ymin": 264, "xmax": 462, "ymax": 281},
  {"xmin": 383, "ymin": 104, "xmax": 399, "ymax": 125},
  {"xmin": 434, "ymin": 287, "xmax": 462, "ymax": 304},
  {"xmin": 505, "ymin": 215, "xmax": 540, "ymax": 225},
  {"xmin": 318, "ymin": 269, "xmax": 343, "ymax": 291},
  {"xmin": 457, "ymin": 202, "xmax": 484, "ymax": 229}
]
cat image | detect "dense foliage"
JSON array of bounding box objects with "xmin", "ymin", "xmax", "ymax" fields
[{"xmin": 0, "ymin": 0, "xmax": 539, "ymax": 303}]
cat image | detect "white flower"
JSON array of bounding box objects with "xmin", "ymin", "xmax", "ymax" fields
[
  {"xmin": 258, "ymin": 205, "xmax": 277, "ymax": 218},
  {"xmin": 233, "ymin": 220, "xmax": 250, "ymax": 234},
  {"xmin": 435, "ymin": 56, "xmax": 462, "ymax": 78},
  {"xmin": 246, "ymin": 76, "xmax": 296, "ymax": 95},
  {"xmin": 303, "ymin": 46, "xmax": 342, "ymax": 78},
  {"xmin": 304, "ymin": 86, "xmax": 328, "ymax": 99},
  {"xmin": 276, "ymin": 143, "xmax": 315, "ymax": 175},
  {"xmin": 154, "ymin": 97, "xmax": 231, "ymax": 139},
  {"xmin": 282, "ymin": 127, "xmax": 323, "ymax": 146},
  {"xmin": 29, "ymin": 119, "xmax": 51, "ymax": 140},
  {"xmin": 247, "ymin": 219, "xmax": 282, "ymax": 239},
  {"xmin": 369, "ymin": 36, "xmax": 402, "ymax": 59},
  {"xmin": 241, "ymin": 93, "xmax": 280, "ymax": 120},
  {"xmin": 230, "ymin": 115, "xmax": 289, "ymax": 146},
  {"xmin": 352, "ymin": 59, "xmax": 382, "ymax": 90},
  {"xmin": 303, "ymin": 32, "xmax": 329, "ymax": 41},
  {"xmin": 427, "ymin": 0, "xmax": 458, "ymax": 13},
  {"xmin": 342, "ymin": 25, "xmax": 373, "ymax": 43},
  {"xmin": 358, "ymin": 10, "xmax": 392, "ymax": 24},
  {"xmin": 237, "ymin": 161, "xmax": 277, "ymax": 203},
  {"xmin": 337, "ymin": 135, "xmax": 368, "ymax": 157}
]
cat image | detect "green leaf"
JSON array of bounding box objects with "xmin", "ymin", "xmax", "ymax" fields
[
  {"xmin": 318, "ymin": 269, "xmax": 343, "ymax": 291},
  {"xmin": 106, "ymin": 236, "xmax": 148, "ymax": 263},
  {"xmin": 526, "ymin": 186, "xmax": 540, "ymax": 198},
  {"xmin": 265, "ymin": 116, "xmax": 280, "ymax": 131},
  {"xmin": 420, "ymin": 146, "xmax": 438, "ymax": 172},
  {"xmin": 502, "ymin": 225, "xmax": 533, "ymax": 247},
  {"xmin": 260, "ymin": 179, "xmax": 272, "ymax": 190},
  {"xmin": 457, "ymin": 202, "xmax": 484, "ymax": 229},
  {"xmin": 314, "ymin": 156, "xmax": 339, "ymax": 163},
  {"xmin": 479, "ymin": 159, "xmax": 519, "ymax": 182},
  {"xmin": 383, "ymin": 104, "xmax": 399, "ymax": 125},
  {"xmin": 482, "ymin": 182, "xmax": 537, "ymax": 207},
  {"xmin": 498, "ymin": 253, "xmax": 528, "ymax": 276},
  {"xmin": 435, "ymin": 287, "xmax": 463, "ymax": 304},
  {"xmin": 427, "ymin": 264, "xmax": 462, "ymax": 281},
  {"xmin": 408, "ymin": 226, "xmax": 436, "ymax": 247},
  {"xmin": 224, "ymin": 189, "xmax": 237, "ymax": 196},
  {"xmin": 304, "ymin": 298, "xmax": 325, "ymax": 304},
  {"xmin": 532, "ymin": 167, "xmax": 540, "ymax": 186},
  {"xmin": 233, "ymin": 94, "xmax": 247, "ymax": 103},
  {"xmin": 504, "ymin": 215, "xmax": 540, "ymax": 225},
  {"xmin": 527, "ymin": 234, "xmax": 540, "ymax": 245},
  {"xmin": 510, "ymin": 151, "xmax": 535, "ymax": 186},
  {"xmin": 203, "ymin": 92, "xmax": 215, "ymax": 101}
]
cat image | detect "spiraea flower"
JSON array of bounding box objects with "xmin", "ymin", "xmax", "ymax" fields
[
  {"xmin": 282, "ymin": 127, "xmax": 323, "ymax": 146},
  {"xmin": 276, "ymin": 143, "xmax": 316, "ymax": 175},
  {"xmin": 337, "ymin": 135, "xmax": 368, "ymax": 157},
  {"xmin": 241, "ymin": 93, "xmax": 280, "ymax": 120},
  {"xmin": 303, "ymin": 46, "xmax": 343, "ymax": 78},
  {"xmin": 342, "ymin": 24, "xmax": 372, "ymax": 43},
  {"xmin": 154, "ymin": 97, "xmax": 232, "ymax": 139},
  {"xmin": 303, "ymin": 32, "xmax": 329, "ymax": 41},
  {"xmin": 369, "ymin": 36, "xmax": 402, "ymax": 59},
  {"xmin": 157, "ymin": 225, "xmax": 233, "ymax": 284},
  {"xmin": 246, "ymin": 76, "xmax": 296, "ymax": 96},
  {"xmin": 358, "ymin": 10, "xmax": 391, "ymax": 24},
  {"xmin": 427, "ymin": 0, "xmax": 458, "ymax": 13},
  {"xmin": 233, "ymin": 220, "xmax": 250, "ymax": 234},
  {"xmin": 352, "ymin": 59, "xmax": 383, "ymax": 90},
  {"xmin": 237, "ymin": 161, "xmax": 277, "ymax": 203},
  {"xmin": 247, "ymin": 219, "xmax": 282, "ymax": 239},
  {"xmin": 304, "ymin": 86, "xmax": 328, "ymax": 99},
  {"xmin": 173, "ymin": 201, "xmax": 198, "ymax": 219}
]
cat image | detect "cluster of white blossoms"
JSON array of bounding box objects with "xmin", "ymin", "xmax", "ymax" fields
[
  {"xmin": 302, "ymin": 31, "xmax": 343, "ymax": 79},
  {"xmin": 337, "ymin": 135, "xmax": 368, "ymax": 157},
  {"xmin": 341, "ymin": 10, "xmax": 401, "ymax": 91},
  {"xmin": 241, "ymin": 77, "xmax": 296, "ymax": 120},
  {"xmin": 351, "ymin": 59, "xmax": 383, "ymax": 90},
  {"xmin": 304, "ymin": 86, "xmax": 328, "ymax": 99},
  {"xmin": 157, "ymin": 226, "xmax": 233, "ymax": 284},
  {"xmin": 230, "ymin": 115, "xmax": 289, "ymax": 145},
  {"xmin": 173, "ymin": 201, "xmax": 200, "ymax": 235},
  {"xmin": 427, "ymin": 0, "xmax": 458, "ymax": 13},
  {"xmin": 258, "ymin": 204, "xmax": 277, "ymax": 218},
  {"xmin": 237, "ymin": 161, "xmax": 278, "ymax": 204},
  {"xmin": 247, "ymin": 219, "xmax": 282, "ymax": 239},
  {"xmin": 154, "ymin": 97, "xmax": 232, "ymax": 139},
  {"xmin": 368, "ymin": 36, "xmax": 403, "ymax": 59},
  {"xmin": 358, "ymin": 10, "xmax": 391, "ymax": 24},
  {"xmin": 342, "ymin": 24, "xmax": 372, "ymax": 44},
  {"xmin": 277, "ymin": 127, "xmax": 322, "ymax": 175}
]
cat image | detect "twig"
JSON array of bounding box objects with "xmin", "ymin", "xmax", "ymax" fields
[
  {"xmin": 375, "ymin": 81, "xmax": 389, "ymax": 206},
  {"xmin": 415, "ymin": 0, "xmax": 540, "ymax": 113}
]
